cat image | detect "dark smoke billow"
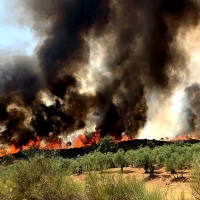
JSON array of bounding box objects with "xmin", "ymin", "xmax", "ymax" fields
[
  {"xmin": 185, "ymin": 83, "xmax": 200, "ymax": 134},
  {"xmin": 0, "ymin": 0, "xmax": 200, "ymax": 147}
]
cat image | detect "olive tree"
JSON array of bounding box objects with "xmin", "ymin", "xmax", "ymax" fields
[
  {"xmin": 113, "ymin": 149, "xmax": 129, "ymax": 173},
  {"xmin": 97, "ymin": 136, "xmax": 119, "ymax": 153},
  {"xmin": 134, "ymin": 146, "xmax": 156, "ymax": 178}
]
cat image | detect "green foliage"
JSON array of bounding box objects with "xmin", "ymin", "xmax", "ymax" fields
[
  {"xmin": 85, "ymin": 173, "xmax": 162, "ymax": 200},
  {"xmin": 22, "ymin": 148, "xmax": 60, "ymax": 159},
  {"xmin": 173, "ymin": 140, "xmax": 185, "ymax": 147},
  {"xmin": 79, "ymin": 151, "xmax": 114, "ymax": 173},
  {"xmin": 164, "ymin": 153, "xmax": 177, "ymax": 174},
  {"xmin": 1, "ymin": 154, "xmax": 14, "ymax": 166},
  {"xmin": 125, "ymin": 149, "xmax": 135, "ymax": 166},
  {"xmin": 113, "ymin": 149, "xmax": 129, "ymax": 173},
  {"xmin": 106, "ymin": 152, "xmax": 115, "ymax": 165},
  {"xmin": 2, "ymin": 140, "xmax": 200, "ymax": 200},
  {"xmin": 154, "ymin": 146, "xmax": 166, "ymax": 167},
  {"xmin": 0, "ymin": 153, "xmax": 162, "ymax": 200},
  {"xmin": 134, "ymin": 146, "xmax": 156, "ymax": 174},
  {"xmin": 69, "ymin": 159, "xmax": 80, "ymax": 174},
  {"xmin": 81, "ymin": 153, "xmax": 94, "ymax": 172},
  {"xmin": 21, "ymin": 145, "xmax": 40, "ymax": 158},
  {"xmin": 92, "ymin": 151, "xmax": 111, "ymax": 172},
  {"xmin": 97, "ymin": 136, "xmax": 119, "ymax": 153},
  {"xmin": 0, "ymin": 153, "xmax": 83, "ymax": 200},
  {"xmin": 1, "ymin": 142, "xmax": 200, "ymax": 199},
  {"xmin": 163, "ymin": 145, "xmax": 193, "ymax": 178},
  {"xmin": 147, "ymin": 140, "xmax": 156, "ymax": 148}
]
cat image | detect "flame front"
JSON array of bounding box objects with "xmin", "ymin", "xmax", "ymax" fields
[
  {"xmin": 0, "ymin": 136, "xmax": 67, "ymax": 157},
  {"xmin": 0, "ymin": 129, "xmax": 136, "ymax": 157},
  {"xmin": 0, "ymin": 131, "xmax": 197, "ymax": 158}
]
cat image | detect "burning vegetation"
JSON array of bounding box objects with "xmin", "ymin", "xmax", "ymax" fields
[{"xmin": 0, "ymin": 0, "xmax": 200, "ymax": 154}]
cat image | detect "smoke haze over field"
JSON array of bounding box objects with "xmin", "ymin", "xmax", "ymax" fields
[{"xmin": 0, "ymin": 0, "xmax": 200, "ymax": 147}]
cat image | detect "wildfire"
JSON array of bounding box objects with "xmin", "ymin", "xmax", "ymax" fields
[
  {"xmin": 170, "ymin": 133, "xmax": 199, "ymax": 140},
  {"xmin": 170, "ymin": 133, "xmax": 200, "ymax": 141},
  {"xmin": 0, "ymin": 130, "xmax": 135, "ymax": 157},
  {"xmin": 74, "ymin": 130, "xmax": 101, "ymax": 148},
  {"xmin": 5, "ymin": 145, "xmax": 20, "ymax": 155},
  {"xmin": 121, "ymin": 134, "xmax": 133, "ymax": 141},
  {"xmin": 175, "ymin": 135, "xmax": 189, "ymax": 140},
  {"xmin": 0, "ymin": 131, "xmax": 196, "ymax": 157},
  {"xmin": 0, "ymin": 135, "xmax": 67, "ymax": 157}
]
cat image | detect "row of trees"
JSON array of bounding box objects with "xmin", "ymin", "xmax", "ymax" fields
[
  {"xmin": 21, "ymin": 140, "xmax": 194, "ymax": 179},
  {"xmin": 1, "ymin": 137, "xmax": 200, "ymax": 179},
  {"xmin": 65, "ymin": 143, "xmax": 197, "ymax": 178}
]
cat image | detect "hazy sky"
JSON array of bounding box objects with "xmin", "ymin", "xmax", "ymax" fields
[{"xmin": 0, "ymin": 0, "xmax": 38, "ymax": 55}]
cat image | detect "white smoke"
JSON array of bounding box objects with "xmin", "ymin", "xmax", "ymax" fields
[{"xmin": 139, "ymin": 24, "xmax": 200, "ymax": 139}]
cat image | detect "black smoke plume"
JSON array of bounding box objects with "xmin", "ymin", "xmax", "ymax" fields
[
  {"xmin": 0, "ymin": 0, "xmax": 199, "ymax": 147},
  {"xmin": 185, "ymin": 83, "xmax": 200, "ymax": 135}
]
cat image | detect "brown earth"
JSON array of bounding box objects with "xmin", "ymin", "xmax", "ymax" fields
[{"xmin": 72, "ymin": 167, "xmax": 195, "ymax": 200}]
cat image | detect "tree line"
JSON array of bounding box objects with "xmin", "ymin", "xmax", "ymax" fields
[{"xmin": 1, "ymin": 136, "xmax": 198, "ymax": 180}]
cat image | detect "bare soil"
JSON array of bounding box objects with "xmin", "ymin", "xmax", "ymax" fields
[{"xmin": 72, "ymin": 167, "xmax": 195, "ymax": 200}]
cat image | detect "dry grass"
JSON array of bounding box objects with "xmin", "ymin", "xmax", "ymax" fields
[{"xmin": 72, "ymin": 166, "xmax": 195, "ymax": 200}]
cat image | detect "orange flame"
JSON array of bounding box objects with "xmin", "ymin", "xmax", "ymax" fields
[
  {"xmin": 0, "ymin": 130, "xmax": 134, "ymax": 157},
  {"xmin": 0, "ymin": 135, "xmax": 68, "ymax": 157},
  {"xmin": 6, "ymin": 145, "xmax": 20, "ymax": 155},
  {"xmin": 121, "ymin": 134, "xmax": 133, "ymax": 141},
  {"xmin": 74, "ymin": 130, "xmax": 101, "ymax": 148},
  {"xmin": 170, "ymin": 134, "xmax": 189, "ymax": 141},
  {"xmin": 176, "ymin": 135, "xmax": 189, "ymax": 140},
  {"xmin": 0, "ymin": 145, "xmax": 20, "ymax": 157}
]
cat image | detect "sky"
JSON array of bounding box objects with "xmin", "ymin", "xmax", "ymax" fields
[{"xmin": 0, "ymin": 0, "xmax": 38, "ymax": 56}]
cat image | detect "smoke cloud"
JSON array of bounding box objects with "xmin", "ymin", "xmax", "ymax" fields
[
  {"xmin": 185, "ymin": 83, "xmax": 200, "ymax": 134},
  {"xmin": 0, "ymin": 0, "xmax": 200, "ymax": 146}
]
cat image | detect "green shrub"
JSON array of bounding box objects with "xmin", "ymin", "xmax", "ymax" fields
[
  {"xmin": 134, "ymin": 146, "xmax": 156, "ymax": 175},
  {"xmin": 190, "ymin": 156, "xmax": 200, "ymax": 199},
  {"xmin": 0, "ymin": 153, "xmax": 83, "ymax": 200},
  {"xmin": 97, "ymin": 136, "xmax": 119, "ymax": 153},
  {"xmin": 1, "ymin": 154, "xmax": 14, "ymax": 166},
  {"xmin": 69, "ymin": 158, "xmax": 80, "ymax": 174},
  {"xmin": 125, "ymin": 149, "xmax": 135, "ymax": 166},
  {"xmin": 113, "ymin": 149, "xmax": 129, "ymax": 173},
  {"xmin": 164, "ymin": 146, "xmax": 192, "ymax": 178},
  {"xmin": 85, "ymin": 172, "xmax": 162, "ymax": 200}
]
